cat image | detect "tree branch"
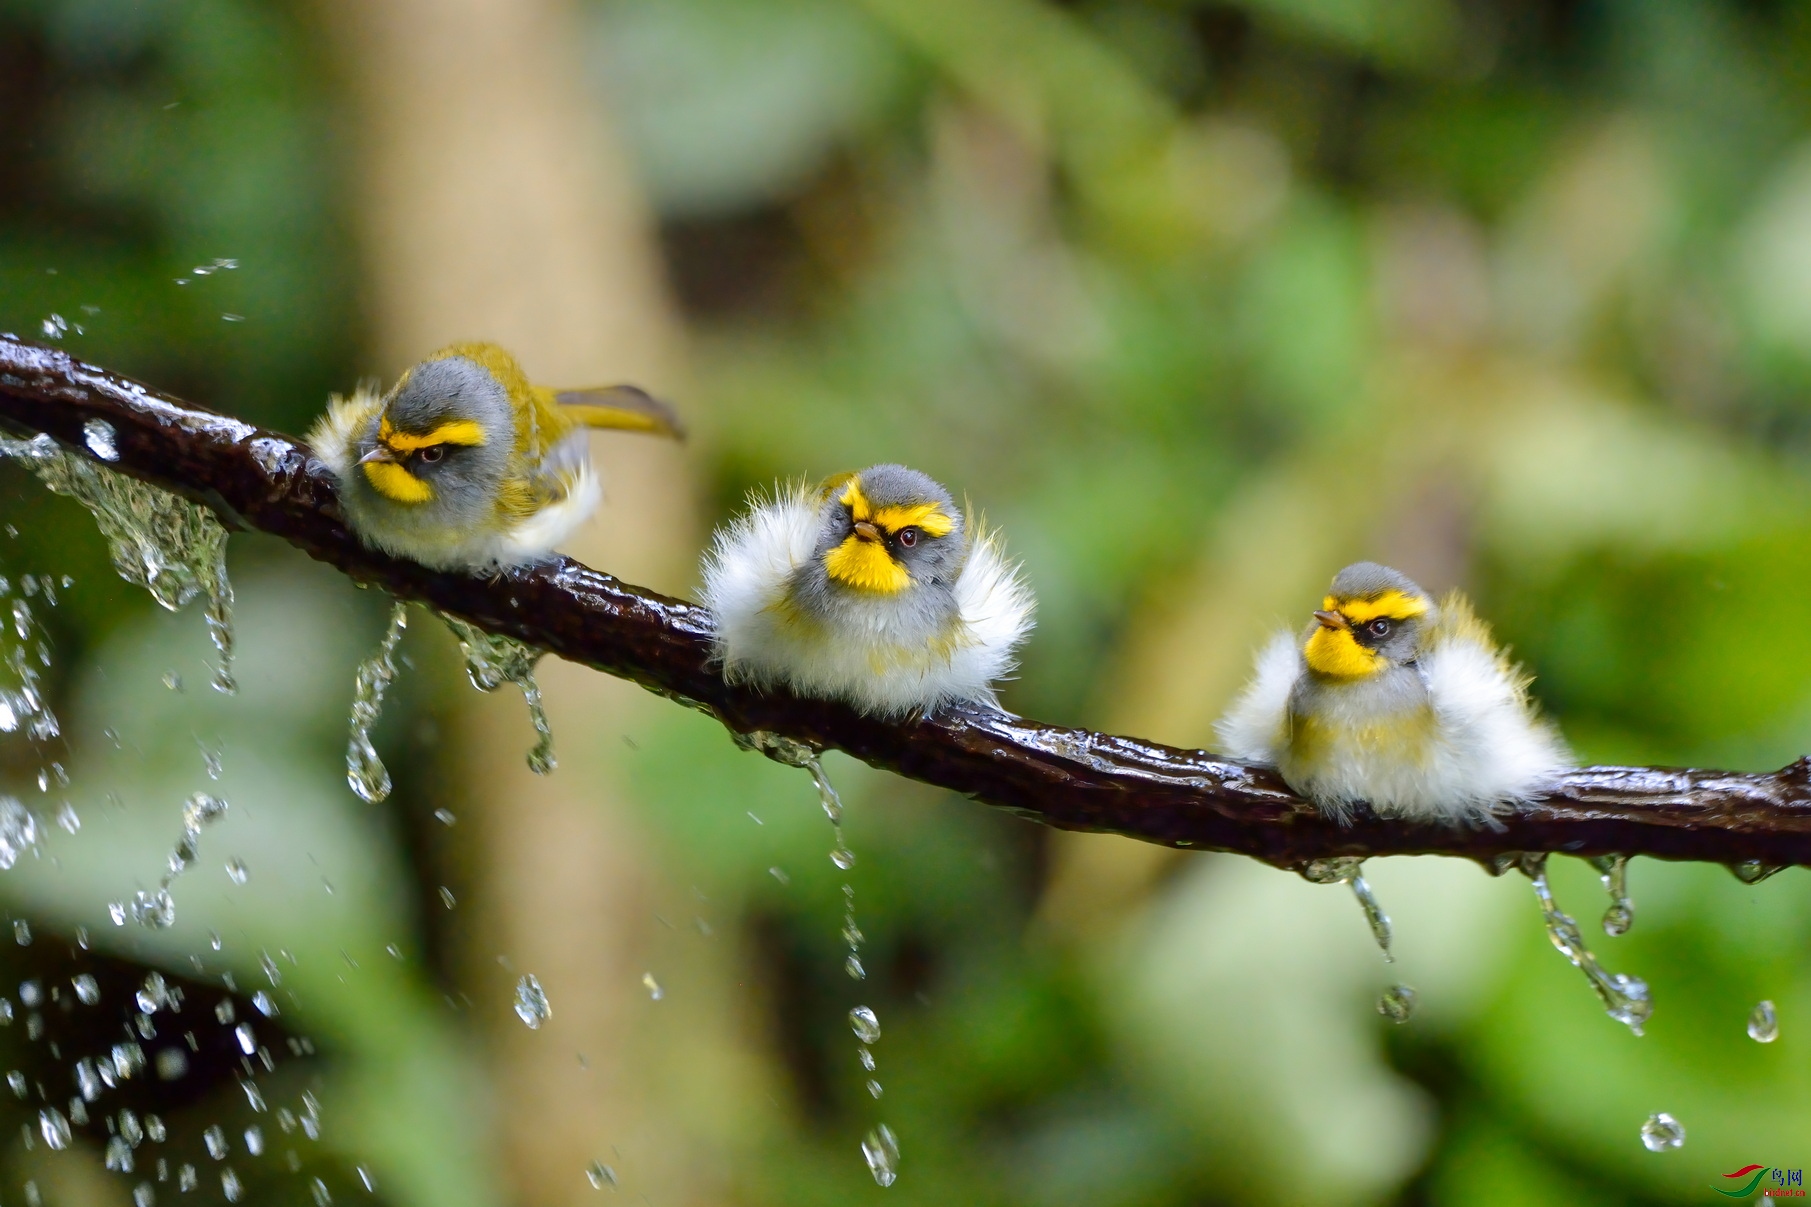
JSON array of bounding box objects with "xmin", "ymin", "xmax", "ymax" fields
[{"xmin": 4, "ymin": 334, "xmax": 1810, "ymax": 871}]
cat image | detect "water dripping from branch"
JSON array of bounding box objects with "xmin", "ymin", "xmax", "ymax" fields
[
  {"xmin": 438, "ymin": 614, "xmax": 555, "ymax": 774},
  {"xmin": 346, "ymin": 601, "xmax": 408, "ymax": 803},
  {"xmin": 1521, "ymin": 854, "xmax": 1651, "ymax": 1035}
]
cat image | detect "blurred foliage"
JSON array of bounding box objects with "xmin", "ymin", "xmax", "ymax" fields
[{"xmin": 3, "ymin": 0, "xmax": 1811, "ymax": 1204}]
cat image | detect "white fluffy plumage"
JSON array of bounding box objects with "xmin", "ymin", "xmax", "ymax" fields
[
  {"xmin": 700, "ymin": 482, "xmax": 1035, "ymax": 717},
  {"xmin": 1215, "ymin": 592, "xmax": 1570, "ymax": 824}
]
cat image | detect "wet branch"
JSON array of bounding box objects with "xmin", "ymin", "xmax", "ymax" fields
[{"xmin": 4, "ymin": 334, "xmax": 1811, "ymax": 871}]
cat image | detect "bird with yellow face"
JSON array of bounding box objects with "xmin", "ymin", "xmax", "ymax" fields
[
  {"xmin": 1216, "ymin": 562, "xmax": 1569, "ymax": 823},
  {"xmin": 308, "ymin": 342, "xmax": 682, "ymax": 570},
  {"xmin": 700, "ymin": 464, "xmax": 1034, "ymax": 717}
]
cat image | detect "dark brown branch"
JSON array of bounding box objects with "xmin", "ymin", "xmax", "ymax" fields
[{"xmin": 4, "ymin": 333, "xmax": 1810, "ymax": 871}]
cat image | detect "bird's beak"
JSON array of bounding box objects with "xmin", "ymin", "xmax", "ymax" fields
[
  {"xmin": 852, "ymin": 521, "xmax": 882, "ymax": 542},
  {"xmin": 358, "ymin": 445, "xmax": 397, "ymax": 466},
  {"xmin": 1313, "ymin": 610, "xmax": 1348, "ymax": 631}
]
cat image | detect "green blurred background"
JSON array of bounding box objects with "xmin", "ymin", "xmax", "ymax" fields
[{"xmin": 2, "ymin": 0, "xmax": 1810, "ymax": 1203}]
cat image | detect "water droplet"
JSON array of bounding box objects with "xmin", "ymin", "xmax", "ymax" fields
[
  {"xmin": 1523, "ymin": 854, "xmax": 1651, "ymax": 1035},
  {"xmin": 243, "ymin": 1126, "xmax": 262, "ymax": 1156},
  {"xmin": 861, "ymin": 1124, "xmax": 900, "ymax": 1187},
  {"xmin": 438, "ymin": 614, "xmax": 555, "ymax": 772},
  {"xmin": 768, "ymin": 867, "xmax": 789, "ymax": 885},
  {"xmin": 515, "ymin": 975, "xmax": 551, "ymax": 1029},
  {"xmin": 0, "ymin": 799, "xmax": 39, "ymax": 869},
  {"xmin": 1591, "ymin": 854, "xmax": 1634, "ymax": 936},
  {"xmin": 1640, "ymin": 1111, "xmax": 1685, "ymax": 1151},
  {"xmin": 161, "ymin": 671, "xmax": 183, "ymax": 692},
  {"xmin": 310, "ymin": 1178, "xmax": 330, "ymax": 1204},
  {"xmin": 1729, "ymin": 861, "xmax": 1785, "ymax": 885},
  {"xmin": 72, "ymin": 975, "xmax": 99, "ymax": 1005},
  {"xmin": 106, "ymin": 1135, "xmax": 133, "ymax": 1172},
  {"xmin": 76, "ymin": 1058, "xmax": 101, "ymax": 1101},
  {"xmin": 208, "ymin": 930, "xmax": 222, "ymax": 951},
  {"xmin": 347, "ymin": 601, "xmax": 408, "ymax": 803},
  {"xmin": 11, "ymin": 921, "xmax": 28, "ymax": 946},
  {"xmin": 867, "ymin": 1079, "xmax": 883, "ymax": 1098},
  {"xmin": 830, "ymin": 847, "xmax": 856, "ymax": 870},
  {"xmin": 259, "ymin": 951, "xmax": 280, "ymax": 986},
  {"xmin": 585, "ymin": 1161, "xmax": 618, "ymax": 1189},
  {"xmin": 225, "ymin": 859, "xmax": 247, "ymax": 885},
  {"xmin": 1748, "ymin": 1000, "xmax": 1779, "ymax": 1043},
  {"xmin": 134, "ymin": 1184, "xmax": 154, "ymax": 1207},
  {"xmin": 433, "ymin": 808, "xmax": 455, "ymax": 826},
  {"xmin": 154, "ymin": 1049, "xmax": 186, "ymax": 1081},
  {"xmin": 1377, "ymin": 984, "xmax": 1417, "ymax": 1023},
  {"xmin": 146, "ymin": 1114, "xmax": 165, "ymax": 1142},
  {"xmin": 221, "ymin": 1168, "xmax": 242, "ymax": 1201},
  {"xmin": 234, "ymin": 1023, "xmax": 255, "ymax": 1054},
  {"xmin": 252, "ymin": 991, "xmax": 276, "ymax": 1017},
  {"xmin": 38, "ymin": 1107, "xmax": 70, "ymax": 1150},
  {"xmin": 40, "ymin": 314, "xmax": 67, "ymax": 339},
  {"xmin": 56, "ymin": 802, "xmax": 79, "ymax": 833},
  {"xmin": 182, "ymin": 793, "xmax": 228, "ymax": 834},
  {"xmin": 849, "ymin": 1006, "xmax": 881, "ymax": 1044},
  {"xmin": 136, "ymin": 972, "xmax": 169, "ymax": 1013},
  {"xmin": 438, "ymin": 886, "xmax": 456, "ymax": 909},
  {"xmin": 845, "ymin": 954, "xmax": 866, "ymax": 980},
  {"xmin": 108, "ymin": 902, "xmax": 127, "ymax": 926},
  {"xmin": 83, "ymin": 419, "xmax": 119, "ymax": 462},
  {"xmin": 201, "ymin": 746, "xmax": 222, "ymax": 780},
  {"xmin": 117, "ymin": 1109, "xmax": 142, "ymax": 1146},
  {"xmin": 641, "ymin": 972, "xmax": 663, "ymax": 1001},
  {"xmin": 6, "ymin": 1071, "xmax": 23, "ymax": 1097},
  {"xmin": 131, "ymin": 890, "xmax": 175, "ymax": 930},
  {"xmin": 203, "ymin": 1125, "xmax": 227, "ymax": 1159}
]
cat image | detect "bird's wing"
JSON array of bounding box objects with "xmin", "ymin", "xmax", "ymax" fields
[{"xmin": 547, "ymin": 384, "xmax": 685, "ymax": 439}]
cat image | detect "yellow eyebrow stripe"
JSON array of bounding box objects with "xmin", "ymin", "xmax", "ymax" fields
[
  {"xmin": 837, "ymin": 478, "xmax": 954, "ymax": 537},
  {"xmin": 872, "ymin": 502, "xmax": 954, "ymax": 538},
  {"xmin": 1328, "ymin": 589, "xmax": 1429, "ymax": 624},
  {"xmin": 378, "ymin": 417, "xmax": 488, "ymax": 453}
]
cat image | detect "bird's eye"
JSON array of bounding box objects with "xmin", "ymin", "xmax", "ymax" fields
[
  {"xmin": 418, "ymin": 445, "xmax": 445, "ymax": 464},
  {"xmin": 1367, "ymin": 619, "xmax": 1392, "ymax": 638},
  {"xmin": 897, "ymin": 527, "xmax": 919, "ymax": 548}
]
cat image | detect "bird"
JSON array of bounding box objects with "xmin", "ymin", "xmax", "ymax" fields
[
  {"xmin": 700, "ymin": 463, "xmax": 1034, "ymax": 718},
  {"xmin": 1215, "ymin": 561, "xmax": 1569, "ymax": 824},
  {"xmin": 308, "ymin": 341, "xmax": 682, "ymax": 570}
]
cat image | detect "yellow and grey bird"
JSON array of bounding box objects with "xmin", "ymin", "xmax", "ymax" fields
[
  {"xmin": 308, "ymin": 341, "xmax": 682, "ymax": 570},
  {"xmin": 700, "ymin": 464, "xmax": 1034, "ymax": 717},
  {"xmin": 1215, "ymin": 561, "xmax": 1569, "ymax": 823}
]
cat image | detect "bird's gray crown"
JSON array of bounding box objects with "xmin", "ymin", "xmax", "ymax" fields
[
  {"xmin": 854, "ymin": 463, "xmax": 959, "ymax": 521},
  {"xmin": 1330, "ymin": 561, "xmax": 1428, "ymax": 603},
  {"xmin": 386, "ymin": 356, "xmax": 510, "ymax": 434}
]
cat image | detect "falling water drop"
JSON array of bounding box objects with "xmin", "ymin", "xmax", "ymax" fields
[
  {"xmin": 11, "ymin": 921, "xmax": 28, "ymax": 946},
  {"xmin": 849, "ymin": 1006, "xmax": 881, "ymax": 1045},
  {"xmin": 203, "ymin": 1125, "xmax": 227, "ymax": 1160},
  {"xmin": 346, "ymin": 601, "xmax": 408, "ymax": 804},
  {"xmin": 514, "ymin": 975, "xmax": 551, "ymax": 1029},
  {"xmin": 1748, "ymin": 1000, "xmax": 1779, "ymax": 1043},
  {"xmin": 72, "ymin": 975, "xmax": 99, "ymax": 1005},
  {"xmin": 225, "ymin": 859, "xmax": 247, "ymax": 885},
  {"xmin": 1640, "ymin": 1112, "xmax": 1685, "ymax": 1151},
  {"xmin": 1377, "ymin": 985, "xmax": 1417, "ymax": 1023},
  {"xmin": 1522, "ymin": 854, "xmax": 1651, "ymax": 1035},
  {"xmin": 0, "ymin": 799, "xmax": 40, "ymax": 869},
  {"xmin": 131, "ymin": 890, "xmax": 175, "ymax": 930},
  {"xmin": 585, "ymin": 1161, "xmax": 618, "ymax": 1189},
  {"xmin": 38, "ymin": 1107, "xmax": 70, "ymax": 1150},
  {"xmin": 861, "ymin": 1124, "xmax": 900, "ymax": 1187},
  {"xmin": 641, "ymin": 973, "xmax": 663, "ymax": 1001}
]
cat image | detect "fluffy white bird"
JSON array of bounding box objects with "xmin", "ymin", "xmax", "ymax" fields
[
  {"xmin": 700, "ymin": 464, "xmax": 1034, "ymax": 718},
  {"xmin": 1215, "ymin": 561, "xmax": 1569, "ymax": 823}
]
